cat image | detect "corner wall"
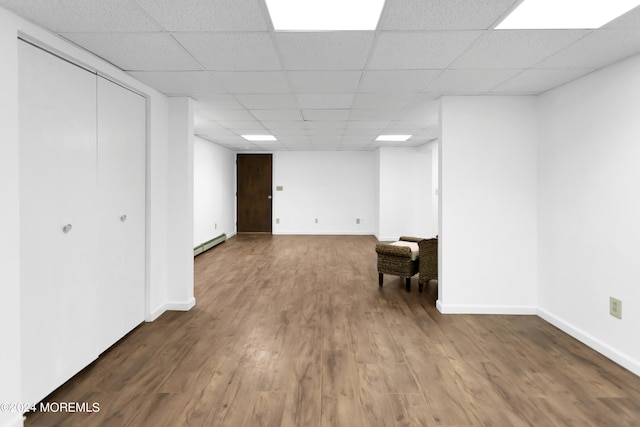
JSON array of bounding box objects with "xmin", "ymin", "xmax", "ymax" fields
[
  {"xmin": 538, "ymin": 54, "xmax": 640, "ymax": 375},
  {"xmin": 377, "ymin": 146, "xmax": 434, "ymax": 241},
  {"xmin": 193, "ymin": 136, "xmax": 236, "ymax": 246},
  {"xmin": 166, "ymin": 98, "xmax": 195, "ymax": 310},
  {"xmin": 439, "ymin": 96, "xmax": 538, "ymax": 314}
]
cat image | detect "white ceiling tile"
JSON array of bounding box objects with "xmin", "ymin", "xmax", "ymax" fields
[
  {"xmin": 211, "ymin": 72, "xmax": 290, "ymax": 93},
  {"xmin": 352, "ymin": 93, "xmax": 417, "ymax": 109},
  {"xmin": 217, "ymin": 121, "xmax": 266, "ymax": 130},
  {"xmin": 309, "ymin": 136, "xmax": 343, "ymax": 144},
  {"xmin": 534, "ymin": 30, "xmax": 640, "ymax": 70},
  {"xmin": 346, "ymin": 121, "xmax": 390, "ymax": 130},
  {"xmin": 349, "ymin": 109, "xmax": 401, "ymax": 121},
  {"xmin": 194, "ymin": 121, "xmax": 237, "ymax": 137},
  {"xmin": 301, "ymin": 109, "xmax": 351, "ymax": 121},
  {"xmin": 275, "ymin": 135, "xmax": 312, "ymax": 143},
  {"xmin": 128, "ymin": 71, "xmax": 225, "ymax": 94},
  {"xmin": 306, "ymin": 128, "xmax": 344, "ymax": 136},
  {"xmin": 358, "ymin": 70, "xmax": 441, "ymax": 93},
  {"xmin": 395, "ymin": 110, "xmax": 439, "ymax": 127},
  {"xmin": 381, "ymin": 125, "xmax": 424, "ymax": 134},
  {"xmin": 411, "ymin": 127, "xmax": 440, "ymax": 140},
  {"xmin": 192, "ymin": 94, "xmax": 244, "ymax": 110},
  {"xmin": 492, "ymin": 69, "xmax": 594, "ymax": 93},
  {"xmin": 369, "ymin": 31, "xmax": 482, "ymax": 69},
  {"xmin": 288, "ymin": 71, "xmax": 362, "ymax": 93},
  {"xmin": 296, "ymin": 94, "xmax": 354, "ymax": 109},
  {"xmin": 61, "ymin": 33, "xmax": 201, "ymax": 71},
  {"xmin": 450, "ymin": 30, "xmax": 589, "ymax": 69},
  {"xmin": 173, "ymin": 33, "xmax": 281, "ymax": 71},
  {"xmin": 204, "ymin": 135, "xmax": 246, "ymax": 144},
  {"xmin": 235, "ymin": 94, "xmax": 297, "ymax": 110},
  {"xmin": 342, "ymin": 136, "xmax": 374, "ymax": 145},
  {"xmin": 133, "ymin": 0, "xmax": 268, "ymax": 31},
  {"xmin": 233, "ymin": 129, "xmax": 277, "ymax": 137},
  {"xmin": 250, "ymin": 109, "xmax": 302, "ymax": 121},
  {"xmin": 426, "ymin": 69, "xmax": 522, "ymax": 93},
  {"xmin": 270, "ymin": 129, "xmax": 309, "ymax": 136},
  {"xmin": 395, "ymin": 96, "xmax": 439, "ymax": 126},
  {"xmin": 603, "ymin": 5, "xmax": 640, "ymax": 29},
  {"xmin": 380, "ymin": 0, "xmax": 518, "ymax": 30},
  {"xmin": 276, "ymin": 32, "xmax": 375, "ymax": 70},
  {"xmin": 0, "ymin": 0, "xmax": 160, "ymax": 32},
  {"xmin": 261, "ymin": 121, "xmax": 307, "ymax": 130},
  {"xmin": 305, "ymin": 121, "xmax": 347, "ymax": 130},
  {"xmin": 198, "ymin": 109, "xmax": 255, "ymax": 121}
]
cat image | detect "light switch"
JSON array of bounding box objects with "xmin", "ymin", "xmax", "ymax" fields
[{"xmin": 276, "ymin": 186, "xmax": 283, "ymax": 191}]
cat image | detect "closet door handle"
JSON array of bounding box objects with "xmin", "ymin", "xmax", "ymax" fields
[
  {"xmin": 62, "ymin": 224, "xmax": 72, "ymax": 234},
  {"xmin": 120, "ymin": 215, "xmax": 127, "ymax": 222}
]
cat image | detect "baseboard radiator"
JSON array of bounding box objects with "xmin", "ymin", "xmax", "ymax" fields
[{"xmin": 194, "ymin": 233, "xmax": 226, "ymax": 256}]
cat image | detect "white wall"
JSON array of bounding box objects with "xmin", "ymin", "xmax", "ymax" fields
[
  {"xmin": 538, "ymin": 54, "xmax": 640, "ymax": 375},
  {"xmin": 166, "ymin": 98, "xmax": 195, "ymax": 310},
  {"xmin": 439, "ymin": 96, "xmax": 538, "ymax": 314},
  {"xmin": 273, "ymin": 151, "xmax": 377, "ymax": 234},
  {"xmin": 146, "ymin": 94, "xmax": 169, "ymax": 320},
  {"xmin": 377, "ymin": 146, "xmax": 433, "ymax": 241},
  {"xmin": 193, "ymin": 136, "xmax": 236, "ymax": 245},
  {"xmin": 0, "ymin": 9, "xmax": 22, "ymax": 427},
  {"xmin": 429, "ymin": 140, "xmax": 439, "ymax": 235}
]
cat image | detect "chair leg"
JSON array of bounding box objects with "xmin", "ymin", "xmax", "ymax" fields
[
  {"xmin": 378, "ymin": 273, "xmax": 383, "ymax": 287},
  {"xmin": 419, "ymin": 282, "xmax": 424, "ymax": 293},
  {"xmin": 405, "ymin": 278, "xmax": 411, "ymax": 292}
]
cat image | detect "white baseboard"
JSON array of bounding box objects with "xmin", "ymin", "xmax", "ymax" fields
[
  {"xmin": 146, "ymin": 297, "xmax": 196, "ymax": 322},
  {"xmin": 273, "ymin": 231, "xmax": 375, "ymax": 236},
  {"xmin": 165, "ymin": 297, "xmax": 196, "ymax": 312},
  {"xmin": 537, "ymin": 308, "xmax": 640, "ymax": 377},
  {"xmin": 436, "ymin": 300, "xmax": 537, "ymax": 315},
  {"xmin": 0, "ymin": 414, "xmax": 24, "ymax": 427}
]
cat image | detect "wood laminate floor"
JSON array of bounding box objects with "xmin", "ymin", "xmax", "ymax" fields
[{"xmin": 26, "ymin": 235, "xmax": 640, "ymax": 426}]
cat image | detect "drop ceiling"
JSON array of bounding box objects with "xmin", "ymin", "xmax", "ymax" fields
[{"xmin": 2, "ymin": 0, "xmax": 640, "ymax": 151}]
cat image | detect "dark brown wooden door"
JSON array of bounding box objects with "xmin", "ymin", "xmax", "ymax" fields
[{"xmin": 237, "ymin": 154, "xmax": 272, "ymax": 233}]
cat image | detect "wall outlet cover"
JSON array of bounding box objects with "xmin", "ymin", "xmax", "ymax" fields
[{"xmin": 610, "ymin": 296, "xmax": 622, "ymax": 319}]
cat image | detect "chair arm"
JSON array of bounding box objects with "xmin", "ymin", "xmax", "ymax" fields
[
  {"xmin": 375, "ymin": 243, "xmax": 412, "ymax": 258},
  {"xmin": 399, "ymin": 236, "xmax": 425, "ymax": 243}
]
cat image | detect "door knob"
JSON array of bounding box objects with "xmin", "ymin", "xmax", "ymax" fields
[
  {"xmin": 62, "ymin": 224, "xmax": 72, "ymax": 234},
  {"xmin": 120, "ymin": 215, "xmax": 127, "ymax": 222},
  {"xmin": 267, "ymin": 195, "xmax": 273, "ymax": 199}
]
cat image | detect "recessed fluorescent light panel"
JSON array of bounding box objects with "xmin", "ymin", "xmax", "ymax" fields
[
  {"xmin": 265, "ymin": 0, "xmax": 385, "ymax": 31},
  {"xmin": 241, "ymin": 134, "xmax": 277, "ymax": 141},
  {"xmin": 496, "ymin": 0, "xmax": 640, "ymax": 29},
  {"xmin": 375, "ymin": 135, "xmax": 412, "ymax": 142}
]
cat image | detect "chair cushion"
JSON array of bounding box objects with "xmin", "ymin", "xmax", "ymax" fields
[{"xmin": 390, "ymin": 241, "xmax": 419, "ymax": 261}]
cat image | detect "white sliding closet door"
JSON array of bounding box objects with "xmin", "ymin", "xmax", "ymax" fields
[
  {"xmin": 96, "ymin": 77, "xmax": 146, "ymax": 353},
  {"xmin": 19, "ymin": 41, "xmax": 100, "ymax": 404}
]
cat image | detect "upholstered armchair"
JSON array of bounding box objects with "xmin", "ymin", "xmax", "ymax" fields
[
  {"xmin": 375, "ymin": 236, "xmax": 438, "ymax": 293},
  {"xmin": 375, "ymin": 236, "xmax": 420, "ymax": 292}
]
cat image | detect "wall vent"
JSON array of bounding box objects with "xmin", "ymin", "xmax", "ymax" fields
[{"xmin": 194, "ymin": 233, "xmax": 226, "ymax": 256}]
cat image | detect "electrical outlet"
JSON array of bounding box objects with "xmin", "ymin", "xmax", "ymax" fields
[
  {"xmin": 315, "ymin": 218, "xmax": 318, "ymax": 224},
  {"xmin": 276, "ymin": 218, "xmax": 280, "ymax": 224},
  {"xmin": 610, "ymin": 297, "xmax": 622, "ymax": 319},
  {"xmin": 356, "ymin": 218, "xmax": 360, "ymax": 224}
]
